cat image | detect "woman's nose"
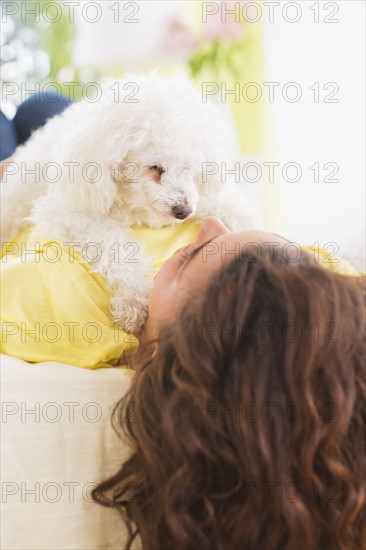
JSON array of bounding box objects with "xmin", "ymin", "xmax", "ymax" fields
[{"xmin": 195, "ymin": 217, "xmax": 230, "ymax": 245}]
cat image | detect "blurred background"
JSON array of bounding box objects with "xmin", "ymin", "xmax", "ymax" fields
[{"xmin": 1, "ymin": 0, "xmax": 365, "ymax": 268}]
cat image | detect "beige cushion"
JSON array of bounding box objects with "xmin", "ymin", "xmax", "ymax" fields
[{"xmin": 1, "ymin": 354, "xmax": 141, "ymax": 549}]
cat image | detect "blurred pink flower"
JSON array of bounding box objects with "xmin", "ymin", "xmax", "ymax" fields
[
  {"xmin": 161, "ymin": 4, "xmax": 247, "ymax": 76},
  {"xmin": 162, "ymin": 16, "xmax": 197, "ymax": 56},
  {"xmin": 202, "ymin": 1, "xmax": 244, "ymax": 43}
]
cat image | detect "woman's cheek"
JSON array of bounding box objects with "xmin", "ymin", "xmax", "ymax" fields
[{"xmin": 149, "ymin": 267, "xmax": 175, "ymax": 315}]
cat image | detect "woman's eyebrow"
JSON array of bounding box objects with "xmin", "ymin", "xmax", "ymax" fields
[{"xmin": 178, "ymin": 236, "xmax": 218, "ymax": 275}]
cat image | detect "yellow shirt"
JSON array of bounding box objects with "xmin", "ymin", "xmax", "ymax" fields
[
  {"xmin": 0, "ymin": 222, "xmax": 201, "ymax": 368},
  {"xmin": 302, "ymin": 244, "xmax": 360, "ymax": 276}
]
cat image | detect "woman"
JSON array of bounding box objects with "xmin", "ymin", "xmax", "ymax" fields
[{"xmin": 93, "ymin": 218, "xmax": 366, "ymax": 549}]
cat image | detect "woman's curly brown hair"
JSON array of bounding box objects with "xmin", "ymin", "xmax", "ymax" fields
[{"xmin": 93, "ymin": 245, "xmax": 366, "ymax": 550}]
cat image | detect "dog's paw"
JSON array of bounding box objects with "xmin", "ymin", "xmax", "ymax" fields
[
  {"xmin": 111, "ymin": 296, "xmax": 148, "ymax": 335},
  {"xmin": 219, "ymin": 205, "xmax": 263, "ymax": 232},
  {"xmin": 196, "ymin": 191, "xmax": 263, "ymax": 232}
]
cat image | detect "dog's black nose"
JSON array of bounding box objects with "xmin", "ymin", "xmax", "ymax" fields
[{"xmin": 172, "ymin": 205, "xmax": 192, "ymax": 220}]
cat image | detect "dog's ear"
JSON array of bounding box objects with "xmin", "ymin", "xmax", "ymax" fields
[
  {"xmin": 47, "ymin": 146, "xmax": 120, "ymax": 215},
  {"xmin": 198, "ymin": 163, "xmax": 224, "ymax": 196},
  {"xmin": 196, "ymin": 113, "xmax": 235, "ymax": 197},
  {"xmin": 45, "ymin": 99, "xmax": 133, "ymax": 215}
]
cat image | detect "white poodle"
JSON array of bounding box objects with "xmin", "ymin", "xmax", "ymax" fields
[{"xmin": 1, "ymin": 73, "xmax": 261, "ymax": 333}]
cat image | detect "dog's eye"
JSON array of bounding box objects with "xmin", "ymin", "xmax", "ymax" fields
[{"xmin": 147, "ymin": 165, "xmax": 165, "ymax": 175}]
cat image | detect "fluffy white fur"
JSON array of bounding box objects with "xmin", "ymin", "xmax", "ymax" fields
[{"xmin": 1, "ymin": 73, "xmax": 262, "ymax": 333}]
